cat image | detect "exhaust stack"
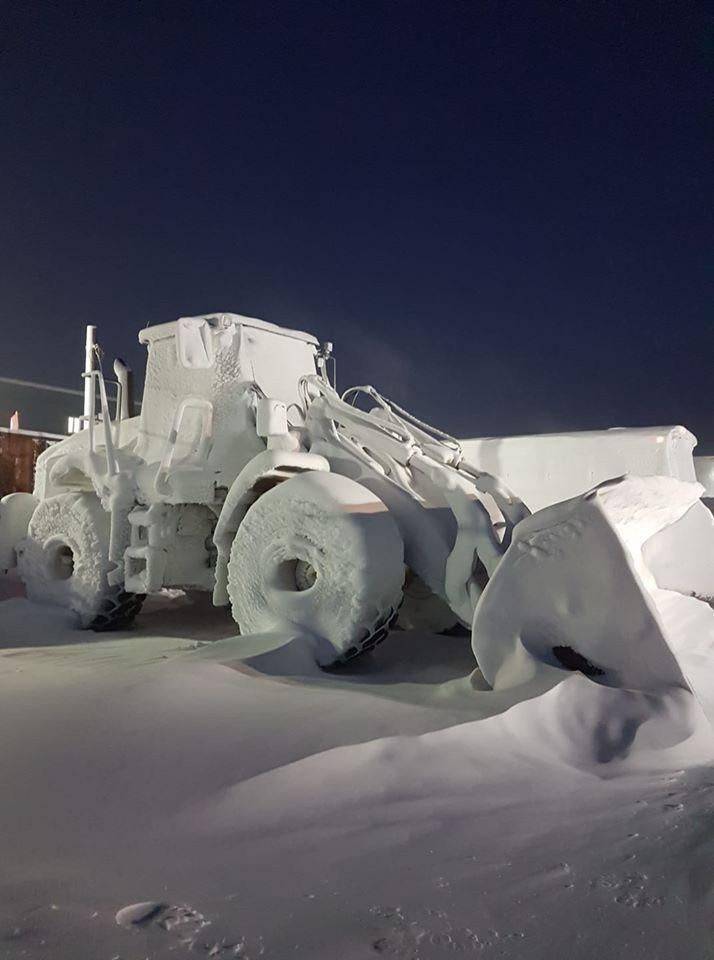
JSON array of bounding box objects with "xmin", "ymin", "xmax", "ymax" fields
[
  {"xmin": 82, "ymin": 325, "xmax": 97, "ymax": 429},
  {"xmin": 113, "ymin": 358, "xmax": 134, "ymax": 421}
]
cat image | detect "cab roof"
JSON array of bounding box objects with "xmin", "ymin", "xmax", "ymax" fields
[{"xmin": 138, "ymin": 312, "xmax": 319, "ymax": 347}]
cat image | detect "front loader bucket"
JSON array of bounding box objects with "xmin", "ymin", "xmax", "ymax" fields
[{"xmin": 472, "ymin": 475, "xmax": 714, "ymax": 717}]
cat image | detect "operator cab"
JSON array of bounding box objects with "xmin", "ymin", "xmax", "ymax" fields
[{"xmin": 136, "ymin": 312, "xmax": 321, "ymax": 498}]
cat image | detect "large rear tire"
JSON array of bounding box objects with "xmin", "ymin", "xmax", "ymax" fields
[
  {"xmin": 17, "ymin": 492, "xmax": 144, "ymax": 630},
  {"xmin": 227, "ymin": 472, "xmax": 404, "ymax": 665}
]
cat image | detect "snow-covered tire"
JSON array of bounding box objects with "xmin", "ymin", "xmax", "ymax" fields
[
  {"xmin": 17, "ymin": 492, "xmax": 144, "ymax": 630},
  {"xmin": 227, "ymin": 471, "xmax": 405, "ymax": 665}
]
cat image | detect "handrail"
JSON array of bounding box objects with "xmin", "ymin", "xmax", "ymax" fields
[
  {"xmin": 155, "ymin": 397, "xmax": 214, "ymax": 495},
  {"xmin": 81, "ymin": 370, "xmax": 118, "ymax": 476}
]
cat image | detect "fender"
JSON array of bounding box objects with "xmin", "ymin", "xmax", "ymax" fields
[{"xmin": 212, "ymin": 450, "xmax": 330, "ymax": 606}]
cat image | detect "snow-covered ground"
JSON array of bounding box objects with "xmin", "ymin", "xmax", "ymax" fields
[{"xmin": 1, "ymin": 585, "xmax": 713, "ymax": 959}]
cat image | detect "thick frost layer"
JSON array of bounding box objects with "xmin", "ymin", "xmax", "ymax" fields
[
  {"xmin": 136, "ymin": 315, "xmax": 319, "ymax": 499},
  {"xmin": 17, "ymin": 491, "xmax": 113, "ymax": 624},
  {"xmin": 461, "ymin": 426, "xmax": 696, "ymax": 511},
  {"xmin": 227, "ymin": 471, "xmax": 404, "ymax": 662}
]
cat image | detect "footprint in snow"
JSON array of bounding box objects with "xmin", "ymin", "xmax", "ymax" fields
[
  {"xmin": 589, "ymin": 872, "xmax": 666, "ymax": 910},
  {"xmin": 115, "ymin": 901, "xmax": 263, "ymax": 956},
  {"xmin": 368, "ymin": 904, "xmax": 523, "ymax": 955}
]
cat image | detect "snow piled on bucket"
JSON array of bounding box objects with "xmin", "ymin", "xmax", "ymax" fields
[{"xmin": 473, "ymin": 476, "xmax": 714, "ymax": 717}]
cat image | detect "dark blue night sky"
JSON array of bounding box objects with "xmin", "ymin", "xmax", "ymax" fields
[{"xmin": 2, "ymin": 1, "xmax": 711, "ymax": 448}]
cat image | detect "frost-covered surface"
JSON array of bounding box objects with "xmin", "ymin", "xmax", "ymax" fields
[
  {"xmin": 136, "ymin": 315, "xmax": 318, "ymax": 495},
  {"xmin": 17, "ymin": 492, "xmax": 112, "ymax": 623},
  {"xmin": 461, "ymin": 426, "xmax": 697, "ymax": 512},
  {"xmin": 472, "ymin": 476, "xmax": 714, "ymax": 706},
  {"xmin": 1, "ymin": 584, "xmax": 713, "ymax": 959},
  {"xmin": 227, "ymin": 472, "xmax": 404, "ymax": 661}
]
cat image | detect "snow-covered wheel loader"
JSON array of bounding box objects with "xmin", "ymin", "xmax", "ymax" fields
[
  {"xmin": 1, "ymin": 311, "xmax": 712, "ymax": 699},
  {"xmin": 1, "ymin": 313, "xmax": 447, "ymax": 660}
]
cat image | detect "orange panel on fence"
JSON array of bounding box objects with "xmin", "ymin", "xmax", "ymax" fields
[{"xmin": 0, "ymin": 433, "xmax": 49, "ymax": 497}]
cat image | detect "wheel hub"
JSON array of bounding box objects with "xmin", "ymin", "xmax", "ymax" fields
[
  {"xmin": 46, "ymin": 541, "xmax": 74, "ymax": 581},
  {"xmin": 273, "ymin": 557, "xmax": 318, "ymax": 592}
]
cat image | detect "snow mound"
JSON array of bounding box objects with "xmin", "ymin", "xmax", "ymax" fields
[
  {"xmin": 498, "ymin": 672, "xmax": 712, "ymax": 772},
  {"xmin": 191, "ymin": 671, "xmax": 712, "ymax": 842}
]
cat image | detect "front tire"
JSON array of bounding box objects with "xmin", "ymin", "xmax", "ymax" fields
[{"xmin": 227, "ymin": 472, "xmax": 404, "ymax": 665}]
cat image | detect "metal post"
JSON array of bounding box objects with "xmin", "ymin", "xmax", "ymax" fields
[
  {"xmin": 97, "ymin": 371, "xmax": 118, "ymax": 476},
  {"xmin": 82, "ymin": 325, "xmax": 96, "ymax": 429}
]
